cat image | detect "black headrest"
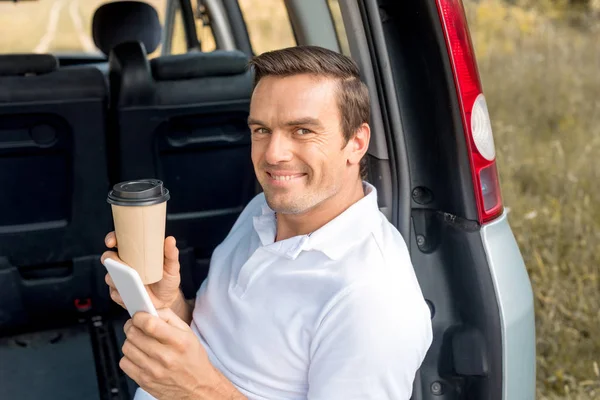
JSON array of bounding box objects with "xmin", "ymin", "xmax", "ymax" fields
[
  {"xmin": 92, "ymin": 1, "xmax": 162, "ymax": 56},
  {"xmin": 0, "ymin": 54, "xmax": 58, "ymax": 76},
  {"xmin": 150, "ymin": 50, "xmax": 249, "ymax": 81}
]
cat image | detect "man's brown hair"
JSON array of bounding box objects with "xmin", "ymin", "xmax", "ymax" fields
[{"xmin": 247, "ymin": 46, "xmax": 370, "ymax": 151}]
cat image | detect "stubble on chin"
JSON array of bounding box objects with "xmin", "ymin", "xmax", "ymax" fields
[{"xmin": 264, "ymin": 194, "xmax": 306, "ymax": 215}]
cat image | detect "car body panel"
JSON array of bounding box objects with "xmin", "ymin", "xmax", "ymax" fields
[{"xmin": 482, "ymin": 213, "xmax": 536, "ymax": 400}]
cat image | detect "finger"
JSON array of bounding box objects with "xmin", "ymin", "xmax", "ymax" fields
[
  {"xmin": 125, "ymin": 324, "xmax": 165, "ymax": 358},
  {"xmin": 124, "ymin": 318, "xmax": 133, "ymax": 333},
  {"xmin": 119, "ymin": 356, "xmax": 142, "ymax": 384},
  {"xmin": 110, "ymin": 288, "xmax": 124, "ymax": 306},
  {"xmin": 105, "ymin": 273, "xmax": 125, "ymax": 307},
  {"xmin": 101, "ymin": 250, "xmax": 121, "ymax": 265},
  {"xmin": 122, "ymin": 338, "xmax": 153, "ymax": 369},
  {"xmin": 105, "ymin": 273, "xmax": 115, "ymax": 288},
  {"xmin": 105, "ymin": 232, "xmax": 118, "ymax": 248},
  {"xmin": 163, "ymin": 237, "xmax": 180, "ymax": 278},
  {"xmin": 132, "ymin": 312, "xmax": 178, "ymax": 344},
  {"xmin": 157, "ymin": 307, "xmax": 191, "ymax": 331}
]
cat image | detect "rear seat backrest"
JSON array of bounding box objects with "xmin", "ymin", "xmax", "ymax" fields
[
  {"xmin": 109, "ymin": 44, "xmax": 256, "ymax": 260},
  {"xmin": 150, "ymin": 52, "xmax": 255, "ymax": 238},
  {"xmin": 0, "ymin": 54, "xmax": 112, "ymax": 331},
  {"xmin": 0, "ymin": 54, "xmax": 111, "ymax": 266},
  {"xmin": 99, "ymin": 1, "xmax": 256, "ymax": 292}
]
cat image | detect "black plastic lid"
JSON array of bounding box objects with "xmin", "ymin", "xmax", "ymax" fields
[{"xmin": 107, "ymin": 179, "xmax": 170, "ymax": 207}]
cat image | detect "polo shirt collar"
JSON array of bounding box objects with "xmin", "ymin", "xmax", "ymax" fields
[
  {"xmin": 304, "ymin": 182, "xmax": 380, "ymax": 260},
  {"xmin": 253, "ymin": 203, "xmax": 278, "ymax": 247},
  {"xmin": 252, "ymin": 182, "xmax": 381, "ymax": 260}
]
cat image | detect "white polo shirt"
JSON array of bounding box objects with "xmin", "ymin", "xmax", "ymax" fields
[{"xmin": 135, "ymin": 182, "xmax": 432, "ymax": 400}]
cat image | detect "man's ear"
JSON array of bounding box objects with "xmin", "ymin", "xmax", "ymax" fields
[{"xmin": 347, "ymin": 123, "xmax": 371, "ymax": 166}]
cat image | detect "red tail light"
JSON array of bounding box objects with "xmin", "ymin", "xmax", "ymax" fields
[{"xmin": 435, "ymin": 0, "xmax": 503, "ymax": 223}]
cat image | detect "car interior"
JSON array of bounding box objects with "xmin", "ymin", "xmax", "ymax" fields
[
  {"xmin": 0, "ymin": 0, "xmax": 508, "ymax": 399},
  {"xmin": 0, "ymin": 1, "xmax": 349, "ymax": 398}
]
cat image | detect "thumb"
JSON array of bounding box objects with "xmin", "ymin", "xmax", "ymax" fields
[
  {"xmin": 157, "ymin": 307, "xmax": 190, "ymax": 331},
  {"xmin": 163, "ymin": 236, "xmax": 180, "ymax": 279}
]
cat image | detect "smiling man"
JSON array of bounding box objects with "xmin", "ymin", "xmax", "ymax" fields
[{"xmin": 103, "ymin": 45, "xmax": 432, "ymax": 400}]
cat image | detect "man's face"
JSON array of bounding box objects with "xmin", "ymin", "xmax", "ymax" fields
[{"xmin": 248, "ymin": 74, "xmax": 353, "ymax": 215}]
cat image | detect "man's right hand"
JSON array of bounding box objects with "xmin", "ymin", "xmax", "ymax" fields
[{"xmin": 101, "ymin": 232, "xmax": 183, "ymax": 312}]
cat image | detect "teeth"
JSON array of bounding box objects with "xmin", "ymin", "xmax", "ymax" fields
[{"xmin": 272, "ymin": 175, "xmax": 295, "ymax": 181}]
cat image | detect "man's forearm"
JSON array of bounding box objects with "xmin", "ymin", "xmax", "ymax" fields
[{"xmin": 171, "ymin": 290, "xmax": 194, "ymax": 325}]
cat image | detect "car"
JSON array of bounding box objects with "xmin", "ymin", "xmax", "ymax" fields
[{"xmin": 0, "ymin": 0, "xmax": 536, "ymax": 399}]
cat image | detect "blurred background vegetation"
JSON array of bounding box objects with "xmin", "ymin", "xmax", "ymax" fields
[
  {"xmin": 0, "ymin": 0, "xmax": 597, "ymax": 398},
  {"xmin": 464, "ymin": 1, "xmax": 600, "ymax": 398}
]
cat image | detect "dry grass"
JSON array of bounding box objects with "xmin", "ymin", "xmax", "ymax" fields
[
  {"xmin": 0, "ymin": 0, "xmax": 598, "ymax": 398},
  {"xmin": 0, "ymin": 0, "xmax": 55, "ymax": 52},
  {"xmin": 0, "ymin": 0, "xmax": 290, "ymax": 55},
  {"xmin": 465, "ymin": 0, "xmax": 600, "ymax": 398},
  {"xmin": 238, "ymin": 0, "xmax": 295, "ymax": 54}
]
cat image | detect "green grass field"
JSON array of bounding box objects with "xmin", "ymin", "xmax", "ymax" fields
[{"xmin": 0, "ymin": 0, "xmax": 598, "ymax": 398}]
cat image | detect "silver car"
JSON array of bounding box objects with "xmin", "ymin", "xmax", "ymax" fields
[{"xmin": 0, "ymin": 0, "xmax": 535, "ymax": 399}]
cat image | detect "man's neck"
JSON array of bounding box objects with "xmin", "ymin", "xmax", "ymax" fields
[{"xmin": 275, "ymin": 179, "xmax": 365, "ymax": 242}]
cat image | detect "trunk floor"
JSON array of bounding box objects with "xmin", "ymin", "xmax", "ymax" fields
[
  {"xmin": 112, "ymin": 316, "xmax": 139, "ymax": 397},
  {"xmin": 0, "ymin": 323, "xmax": 101, "ymax": 400},
  {"xmin": 0, "ymin": 313, "xmax": 137, "ymax": 400}
]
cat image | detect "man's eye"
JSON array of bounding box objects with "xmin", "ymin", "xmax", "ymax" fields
[
  {"xmin": 254, "ymin": 128, "xmax": 269, "ymax": 134},
  {"xmin": 296, "ymin": 128, "xmax": 311, "ymax": 135}
]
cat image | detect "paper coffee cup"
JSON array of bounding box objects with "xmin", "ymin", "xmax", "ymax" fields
[{"xmin": 107, "ymin": 180, "xmax": 170, "ymax": 285}]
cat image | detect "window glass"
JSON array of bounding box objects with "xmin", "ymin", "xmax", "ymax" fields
[
  {"xmin": 169, "ymin": 0, "xmax": 216, "ymax": 54},
  {"xmin": 238, "ymin": 0, "xmax": 296, "ymax": 54},
  {"xmin": 0, "ymin": 0, "xmax": 167, "ymax": 55},
  {"xmin": 327, "ymin": 0, "xmax": 351, "ymax": 56}
]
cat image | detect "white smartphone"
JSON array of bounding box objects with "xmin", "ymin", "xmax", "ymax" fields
[{"xmin": 103, "ymin": 258, "xmax": 158, "ymax": 318}]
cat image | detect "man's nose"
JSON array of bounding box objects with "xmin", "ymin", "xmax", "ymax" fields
[{"xmin": 264, "ymin": 132, "xmax": 293, "ymax": 164}]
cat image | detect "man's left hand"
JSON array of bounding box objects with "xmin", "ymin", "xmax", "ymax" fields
[{"xmin": 121, "ymin": 308, "xmax": 245, "ymax": 400}]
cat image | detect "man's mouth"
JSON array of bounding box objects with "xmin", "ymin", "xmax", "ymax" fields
[{"xmin": 266, "ymin": 172, "xmax": 306, "ymax": 182}]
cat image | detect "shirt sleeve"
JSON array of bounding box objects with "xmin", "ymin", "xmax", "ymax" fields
[
  {"xmin": 133, "ymin": 387, "xmax": 157, "ymax": 400},
  {"xmin": 307, "ymin": 281, "xmax": 433, "ymax": 400}
]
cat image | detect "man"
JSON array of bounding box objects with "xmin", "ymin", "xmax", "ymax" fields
[{"xmin": 102, "ymin": 46, "xmax": 432, "ymax": 399}]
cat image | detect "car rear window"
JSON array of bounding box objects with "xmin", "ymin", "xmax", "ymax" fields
[
  {"xmin": 0, "ymin": 0, "xmax": 169, "ymax": 56},
  {"xmin": 238, "ymin": 0, "xmax": 296, "ymax": 54}
]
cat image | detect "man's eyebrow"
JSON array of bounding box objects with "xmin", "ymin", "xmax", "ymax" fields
[
  {"xmin": 247, "ymin": 117, "xmax": 324, "ymax": 128},
  {"xmin": 247, "ymin": 117, "xmax": 266, "ymax": 126},
  {"xmin": 284, "ymin": 117, "xmax": 323, "ymax": 127}
]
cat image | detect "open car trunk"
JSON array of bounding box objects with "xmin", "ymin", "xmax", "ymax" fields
[
  {"xmin": 0, "ymin": 0, "xmax": 534, "ymax": 398},
  {"xmin": 0, "ymin": 252, "xmax": 206, "ymax": 399},
  {"xmin": 0, "ymin": 313, "xmax": 134, "ymax": 400},
  {"xmin": 0, "ymin": 255, "xmax": 138, "ymax": 399}
]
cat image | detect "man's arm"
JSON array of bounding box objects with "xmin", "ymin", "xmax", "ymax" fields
[
  {"xmin": 307, "ymin": 281, "xmax": 433, "ymax": 400},
  {"xmin": 123, "ymin": 308, "xmax": 247, "ymax": 400}
]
